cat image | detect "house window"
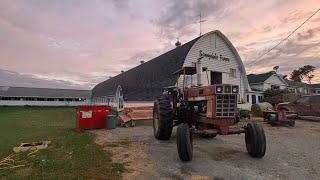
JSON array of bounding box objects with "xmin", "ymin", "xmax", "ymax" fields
[
  {"xmin": 247, "ymin": 95, "xmax": 250, "ymax": 103},
  {"xmin": 271, "ymin": 85, "xmax": 280, "ymax": 90},
  {"xmin": 230, "ymin": 68, "xmax": 236, "ymax": 78},
  {"xmin": 252, "ymin": 95, "xmax": 257, "ymax": 104},
  {"xmin": 258, "ymin": 96, "xmax": 263, "ymax": 102}
]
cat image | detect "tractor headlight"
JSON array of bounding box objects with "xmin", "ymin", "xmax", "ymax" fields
[
  {"xmin": 232, "ymin": 86, "xmax": 239, "ymax": 93},
  {"xmin": 216, "ymin": 86, "xmax": 223, "ymax": 93}
]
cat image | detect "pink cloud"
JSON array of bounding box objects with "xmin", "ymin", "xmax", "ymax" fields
[{"xmin": 0, "ymin": 0, "xmax": 319, "ymax": 89}]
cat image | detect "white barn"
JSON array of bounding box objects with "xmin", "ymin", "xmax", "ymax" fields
[
  {"xmin": 177, "ymin": 30, "xmax": 250, "ymax": 102},
  {"xmin": 92, "ymin": 30, "xmax": 253, "ymax": 110}
]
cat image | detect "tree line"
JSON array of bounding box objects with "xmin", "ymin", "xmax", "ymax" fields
[{"xmin": 280, "ymin": 65, "xmax": 316, "ymax": 84}]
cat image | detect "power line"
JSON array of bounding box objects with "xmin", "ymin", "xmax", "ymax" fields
[{"xmin": 247, "ymin": 8, "xmax": 320, "ymax": 66}]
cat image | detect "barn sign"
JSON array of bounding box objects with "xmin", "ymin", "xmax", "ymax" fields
[{"xmin": 199, "ymin": 50, "xmax": 230, "ymax": 62}]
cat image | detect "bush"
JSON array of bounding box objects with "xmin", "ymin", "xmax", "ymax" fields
[{"xmin": 262, "ymin": 89, "xmax": 301, "ymax": 106}]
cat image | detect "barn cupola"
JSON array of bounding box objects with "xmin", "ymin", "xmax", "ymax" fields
[{"xmin": 175, "ymin": 39, "xmax": 181, "ymax": 47}]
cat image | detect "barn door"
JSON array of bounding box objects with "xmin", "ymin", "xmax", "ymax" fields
[
  {"xmin": 211, "ymin": 71, "xmax": 222, "ymax": 85},
  {"xmin": 116, "ymin": 85, "xmax": 124, "ymax": 111}
]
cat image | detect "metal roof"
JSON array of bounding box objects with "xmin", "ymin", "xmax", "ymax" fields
[
  {"xmin": 0, "ymin": 86, "xmax": 91, "ymax": 98},
  {"xmin": 92, "ymin": 30, "xmax": 251, "ymax": 101},
  {"xmin": 285, "ymin": 80, "xmax": 308, "ymax": 87},
  {"xmin": 309, "ymin": 84, "xmax": 320, "ymax": 89},
  {"xmin": 91, "ymin": 36, "xmax": 201, "ymax": 101}
]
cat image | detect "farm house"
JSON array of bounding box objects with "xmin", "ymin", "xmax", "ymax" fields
[{"xmin": 92, "ymin": 30, "xmax": 256, "ymax": 109}]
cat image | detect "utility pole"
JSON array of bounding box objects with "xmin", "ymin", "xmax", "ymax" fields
[{"xmin": 199, "ymin": 12, "xmax": 206, "ymax": 36}]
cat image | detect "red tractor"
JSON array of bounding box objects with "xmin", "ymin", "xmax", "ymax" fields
[{"xmin": 153, "ymin": 60, "xmax": 266, "ymax": 161}]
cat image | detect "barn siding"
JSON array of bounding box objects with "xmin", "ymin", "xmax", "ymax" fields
[{"xmin": 178, "ymin": 31, "xmax": 249, "ymax": 101}]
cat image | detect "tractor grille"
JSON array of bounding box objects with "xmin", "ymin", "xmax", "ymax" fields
[{"xmin": 216, "ymin": 95, "xmax": 236, "ymax": 117}]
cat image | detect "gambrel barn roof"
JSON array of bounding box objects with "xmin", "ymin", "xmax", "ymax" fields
[
  {"xmin": 92, "ymin": 37, "xmax": 200, "ymax": 101},
  {"xmin": 92, "ymin": 30, "xmax": 250, "ymax": 101}
]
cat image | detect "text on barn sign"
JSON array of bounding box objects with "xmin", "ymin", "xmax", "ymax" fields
[{"xmin": 199, "ymin": 50, "xmax": 230, "ymax": 62}]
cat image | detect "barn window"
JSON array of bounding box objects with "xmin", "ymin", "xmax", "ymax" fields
[
  {"xmin": 229, "ymin": 68, "xmax": 236, "ymax": 78},
  {"xmin": 1, "ymin": 97, "xmax": 11, "ymax": 100},
  {"xmin": 25, "ymin": 97, "xmax": 35, "ymax": 101}
]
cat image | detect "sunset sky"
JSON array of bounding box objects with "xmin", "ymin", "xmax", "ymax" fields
[{"xmin": 0, "ymin": 0, "xmax": 319, "ymax": 89}]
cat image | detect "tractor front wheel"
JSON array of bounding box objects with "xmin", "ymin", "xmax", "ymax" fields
[
  {"xmin": 177, "ymin": 123, "xmax": 193, "ymax": 161},
  {"xmin": 245, "ymin": 123, "xmax": 266, "ymax": 158},
  {"xmin": 153, "ymin": 95, "xmax": 173, "ymax": 140}
]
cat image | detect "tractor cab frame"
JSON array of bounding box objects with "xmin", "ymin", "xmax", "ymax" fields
[{"xmin": 153, "ymin": 59, "xmax": 266, "ymax": 161}]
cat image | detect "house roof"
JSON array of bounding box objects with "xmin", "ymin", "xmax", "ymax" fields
[
  {"xmin": 285, "ymin": 80, "xmax": 308, "ymax": 87},
  {"xmin": 308, "ymin": 83, "xmax": 320, "ymax": 89},
  {"xmin": 0, "ymin": 86, "xmax": 91, "ymax": 98},
  {"xmin": 91, "ymin": 36, "xmax": 201, "ymax": 101},
  {"xmin": 247, "ymin": 71, "xmax": 275, "ymax": 84}
]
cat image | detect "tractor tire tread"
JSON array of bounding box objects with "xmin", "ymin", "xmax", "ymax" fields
[
  {"xmin": 177, "ymin": 124, "xmax": 193, "ymax": 161},
  {"xmin": 252, "ymin": 123, "xmax": 266, "ymax": 158},
  {"xmin": 153, "ymin": 95, "xmax": 173, "ymax": 140}
]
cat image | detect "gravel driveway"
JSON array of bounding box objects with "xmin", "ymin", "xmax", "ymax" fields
[{"xmin": 93, "ymin": 119, "xmax": 320, "ymax": 180}]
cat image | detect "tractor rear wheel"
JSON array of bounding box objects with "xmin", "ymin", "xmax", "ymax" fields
[
  {"xmin": 153, "ymin": 95, "xmax": 173, "ymax": 140},
  {"xmin": 245, "ymin": 123, "xmax": 266, "ymax": 158},
  {"xmin": 177, "ymin": 123, "xmax": 193, "ymax": 161}
]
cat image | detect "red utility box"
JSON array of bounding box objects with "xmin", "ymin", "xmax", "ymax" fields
[{"xmin": 76, "ymin": 105, "xmax": 110, "ymax": 130}]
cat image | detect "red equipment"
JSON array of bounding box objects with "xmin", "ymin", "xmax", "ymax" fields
[
  {"xmin": 118, "ymin": 106, "xmax": 153, "ymax": 127},
  {"xmin": 263, "ymin": 109, "xmax": 296, "ymax": 126},
  {"xmin": 76, "ymin": 105, "xmax": 110, "ymax": 130}
]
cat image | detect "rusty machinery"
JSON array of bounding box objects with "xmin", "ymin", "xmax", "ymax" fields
[
  {"xmin": 153, "ymin": 59, "xmax": 266, "ymax": 161},
  {"xmin": 263, "ymin": 109, "xmax": 296, "ymax": 126}
]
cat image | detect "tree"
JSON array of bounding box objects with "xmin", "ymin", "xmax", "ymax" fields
[
  {"xmin": 301, "ymin": 65, "xmax": 315, "ymax": 84},
  {"xmin": 263, "ymin": 89, "xmax": 289, "ymax": 106},
  {"xmin": 262, "ymin": 89, "xmax": 300, "ymax": 106},
  {"xmin": 290, "ymin": 65, "xmax": 316, "ymax": 83},
  {"xmin": 282, "ymin": 75, "xmax": 288, "ymax": 80},
  {"xmin": 291, "ymin": 69, "xmax": 303, "ymax": 82}
]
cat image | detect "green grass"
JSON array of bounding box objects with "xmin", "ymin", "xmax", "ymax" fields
[{"xmin": 0, "ymin": 106, "xmax": 124, "ymax": 179}]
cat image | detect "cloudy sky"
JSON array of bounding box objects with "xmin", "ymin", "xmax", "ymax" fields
[{"xmin": 0, "ymin": 0, "xmax": 319, "ymax": 89}]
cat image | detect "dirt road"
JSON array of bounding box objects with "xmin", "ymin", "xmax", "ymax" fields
[{"xmin": 93, "ymin": 119, "xmax": 320, "ymax": 180}]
